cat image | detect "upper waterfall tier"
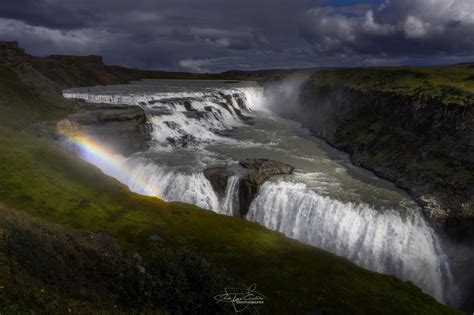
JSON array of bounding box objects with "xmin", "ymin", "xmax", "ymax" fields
[{"xmin": 64, "ymin": 80, "xmax": 265, "ymax": 148}]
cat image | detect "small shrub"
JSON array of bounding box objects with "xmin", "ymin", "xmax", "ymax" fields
[{"xmin": 146, "ymin": 247, "xmax": 235, "ymax": 314}]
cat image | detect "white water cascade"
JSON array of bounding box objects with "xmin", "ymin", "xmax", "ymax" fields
[
  {"xmin": 64, "ymin": 82, "xmax": 263, "ymax": 211},
  {"xmin": 63, "ymin": 80, "xmax": 454, "ymax": 304},
  {"xmin": 219, "ymin": 176, "xmax": 240, "ymax": 216},
  {"xmin": 247, "ymin": 180, "xmax": 449, "ymax": 301}
]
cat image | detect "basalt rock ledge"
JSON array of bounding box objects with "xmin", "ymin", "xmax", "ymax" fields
[
  {"xmin": 204, "ymin": 158, "xmax": 294, "ymax": 217},
  {"xmin": 57, "ymin": 101, "xmax": 153, "ymax": 156}
]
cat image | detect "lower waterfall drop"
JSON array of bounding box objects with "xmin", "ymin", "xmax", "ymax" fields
[
  {"xmin": 246, "ymin": 180, "xmax": 449, "ymax": 302},
  {"xmin": 218, "ymin": 176, "xmax": 240, "ymax": 216}
]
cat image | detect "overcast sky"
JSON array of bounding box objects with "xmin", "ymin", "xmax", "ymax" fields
[{"xmin": 1, "ymin": 0, "xmax": 473, "ymax": 72}]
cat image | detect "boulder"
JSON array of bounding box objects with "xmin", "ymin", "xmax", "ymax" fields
[
  {"xmin": 204, "ymin": 167, "xmax": 235, "ymax": 196},
  {"xmin": 204, "ymin": 159, "xmax": 294, "ymax": 217},
  {"xmin": 239, "ymin": 158, "xmax": 294, "ymax": 183},
  {"xmin": 183, "ymin": 100, "xmax": 197, "ymax": 111},
  {"xmin": 238, "ymin": 159, "xmax": 294, "ymax": 217}
]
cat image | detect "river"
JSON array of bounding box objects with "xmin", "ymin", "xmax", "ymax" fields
[{"xmin": 63, "ymin": 79, "xmax": 456, "ymax": 304}]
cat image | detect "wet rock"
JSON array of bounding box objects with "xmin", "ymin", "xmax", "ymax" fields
[
  {"xmin": 164, "ymin": 121, "xmax": 179, "ymax": 130},
  {"xmin": 217, "ymin": 99, "xmax": 235, "ymax": 115},
  {"xmin": 205, "ymin": 159, "xmax": 294, "ymax": 217},
  {"xmin": 233, "ymin": 93, "xmax": 249, "ymax": 111},
  {"xmin": 240, "ymin": 159, "xmax": 294, "ymax": 181},
  {"xmin": 146, "ymin": 108, "xmax": 173, "ymax": 116},
  {"xmin": 222, "ymin": 93, "xmax": 251, "ymax": 119},
  {"xmin": 223, "ymin": 94, "xmax": 234, "ymax": 105},
  {"xmin": 166, "ymin": 134, "xmax": 197, "ymax": 147},
  {"xmin": 182, "ymin": 111, "xmax": 210, "ymax": 119},
  {"xmin": 204, "ymin": 167, "xmax": 235, "ymax": 196},
  {"xmin": 233, "ymin": 107, "xmax": 243, "ymax": 116},
  {"xmin": 183, "ymin": 100, "xmax": 197, "ymax": 111},
  {"xmin": 57, "ymin": 102, "xmax": 152, "ymax": 156},
  {"xmin": 238, "ymin": 159, "xmax": 294, "ymax": 217},
  {"xmin": 204, "ymin": 106, "xmax": 224, "ymax": 119}
]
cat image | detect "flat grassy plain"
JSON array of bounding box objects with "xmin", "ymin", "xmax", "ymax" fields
[{"xmin": 312, "ymin": 64, "xmax": 474, "ymax": 107}]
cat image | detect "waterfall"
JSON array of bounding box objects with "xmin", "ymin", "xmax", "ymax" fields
[
  {"xmin": 218, "ymin": 176, "xmax": 240, "ymax": 216},
  {"xmin": 64, "ymin": 85, "xmax": 264, "ymax": 149},
  {"xmin": 246, "ymin": 180, "xmax": 450, "ymax": 302},
  {"xmin": 62, "ymin": 80, "xmax": 455, "ymax": 305},
  {"xmin": 123, "ymin": 158, "xmax": 220, "ymax": 210},
  {"xmin": 63, "ymin": 82, "xmax": 263, "ymax": 211}
]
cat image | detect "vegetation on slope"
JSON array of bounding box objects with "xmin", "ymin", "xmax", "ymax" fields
[
  {"xmin": 312, "ymin": 64, "xmax": 474, "ymax": 107},
  {"xmin": 0, "ymin": 60, "xmax": 460, "ymax": 314},
  {"xmin": 0, "ymin": 203, "xmax": 235, "ymax": 314},
  {"xmin": 0, "ymin": 66, "xmax": 72, "ymax": 129}
]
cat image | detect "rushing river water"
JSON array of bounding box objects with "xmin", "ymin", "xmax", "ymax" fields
[{"xmin": 63, "ymin": 79, "xmax": 456, "ymax": 304}]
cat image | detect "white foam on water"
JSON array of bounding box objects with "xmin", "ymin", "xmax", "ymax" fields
[{"xmin": 247, "ymin": 180, "xmax": 450, "ymax": 301}]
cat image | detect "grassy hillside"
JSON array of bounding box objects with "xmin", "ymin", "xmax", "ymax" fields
[
  {"xmin": 0, "ymin": 63, "xmax": 460, "ymax": 313},
  {"xmin": 0, "ymin": 66, "xmax": 72, "ymax": 129}
]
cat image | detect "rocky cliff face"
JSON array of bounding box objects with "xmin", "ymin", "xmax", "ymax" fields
[
  {"xmin": 204, "ymin": 159, "xmax": 294, "ymax": 217},
  {"xmin": 237, "ymin": 159, "xmax": 294, "ymax": 217},
  {"xmin": 0, "ymin": 41, "xmax": 26, "ymax": 66},
  {"xmin": 57, "ymin": 102, "xmax": 152, "ymax": 156},
  {"xmin": 294, "ymin": 81, "xmax": 474, "ymax": 242}
]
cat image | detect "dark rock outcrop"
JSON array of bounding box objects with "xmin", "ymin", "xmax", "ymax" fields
[
  {"xmin": 219, "ymin": 92, "xmax": 251, "ymax": 119},
  {"xmin": 57, "ymin": 102, "xmax": 152, "ymax": 156},
  {"xmin": 183, "ymin": 100, "xmax": 197, "ymax": 111},
  {"xmin": 238, "ymin": 159, "xmax": 294, "ymax": 217},
  {"xmin": 205, "ymin": 159, "xmax": 294, "ymax": 217},
  {"xmin": 204, "ymin": 167, "xmax": 234, "ymax": 196},
  {"xmin": 0, "ymin": 41, "xmax": 26, "ymax": 68}
]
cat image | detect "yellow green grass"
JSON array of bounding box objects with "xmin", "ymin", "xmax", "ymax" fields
[{"xmin": 312, "ymin": 64, "xmax": 474, "ymax": 107}]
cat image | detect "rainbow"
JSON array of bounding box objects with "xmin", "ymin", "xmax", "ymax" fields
[{"xmin": 62, "ymin": 132, "xmax": 158, "ymax": 197}]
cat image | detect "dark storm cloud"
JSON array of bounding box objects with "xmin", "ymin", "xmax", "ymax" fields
[
  {"xmin": 0, "ymin": 0, "xmax": 473, "ymax": 71},
  {"xmin": 301, "ymin": 0, "xmax": 474, "ymax": 57},
  {"xmin": 0, "ymin": 0, "xmax": 99, "ymax": 29}
]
